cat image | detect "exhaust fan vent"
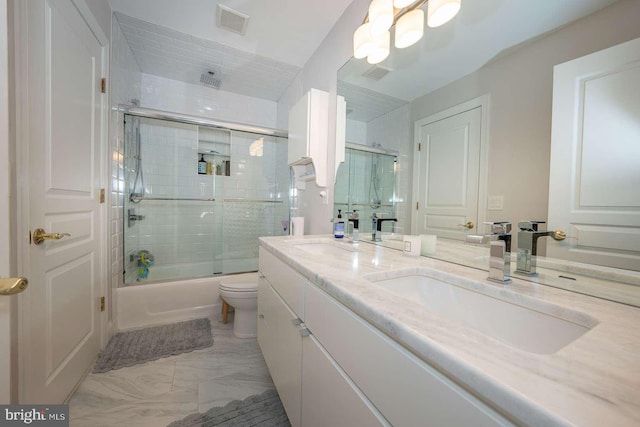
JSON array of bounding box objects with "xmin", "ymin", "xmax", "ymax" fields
[
  {"xmin": 200, "ymin": 71, "xmax": 222, "ymax": 89},
  {"xmin": 217, "ymin": 4, "xmax": 250, "ymax": 35},
  {"xmin": 362, "ymin": 65, "xmax": 392, "ymax": 81}
]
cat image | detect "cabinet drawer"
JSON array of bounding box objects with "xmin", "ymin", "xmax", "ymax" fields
[
  {"xmin": 259, "ymin": 246, "xmax": 305, "ymax": 318},
  {"xmin": 305, "ymin": 283, "xmax": 512, "ymax": 427},
  {"xmin": 302, "ymin": 335, "xmax": 389, "ymax": 427}
]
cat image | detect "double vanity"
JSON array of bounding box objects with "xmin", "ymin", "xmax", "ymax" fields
[{"xmin": 257, "ymin": 235, "xmax": 640, "ymax": 426}]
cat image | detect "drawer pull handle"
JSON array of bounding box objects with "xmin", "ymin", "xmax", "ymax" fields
[
  {"xmin": 299, "ymin": 326, "xmax": 311, "ymax": 337},
  {"xmin": 291, "ymin": 318, "xmax": 302, "ymax": 326},
  {"xmin": 258, "ymin": 314, "xmax": 264, "ymax": 319}
]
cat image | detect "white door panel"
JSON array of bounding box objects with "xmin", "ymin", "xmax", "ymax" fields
[
  {"xmin": 21, "ymin": 0, "xmax": 104, "ymax": 403},
  {"xmin": 415, "ymin": 107, "xmax": 482, "ymax": 240},
  {"xmin": 548, "ymin": 37, "xmax": 640, "ymax": 270}
]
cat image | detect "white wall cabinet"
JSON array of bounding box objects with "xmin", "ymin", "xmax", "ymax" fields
[
  {"xmin": 288, "ymin": 88, "xmax": 329, "ymax": 188},
  {"xmin": 258, "ymin": 247, "xmax": 512, "ymax": 426}
]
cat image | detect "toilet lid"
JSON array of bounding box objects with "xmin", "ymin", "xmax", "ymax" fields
[{"xmin": 219, "ymin": 281, "xmax": 257, "ymax": 292}]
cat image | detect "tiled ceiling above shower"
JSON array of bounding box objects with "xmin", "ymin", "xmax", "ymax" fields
[{"xmin": 115, "ymin": 12, "xmax": 301, "ymax": 102}]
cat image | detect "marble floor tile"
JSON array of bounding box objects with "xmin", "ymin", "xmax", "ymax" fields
[{"xmin": 69, "ymin": 320, "xmax": 274, "ymax": 427}]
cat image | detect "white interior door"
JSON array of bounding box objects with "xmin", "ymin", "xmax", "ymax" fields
[
  {"xmin": 548, "ymin": 37, "xmax": 640, "ymax": 271},
  {"xmin": 413, "ymin": 107, "xmax": 482, "ymax": 240},
  {"xmin": 19, "ymin": 0, "xmax": 104, "ymax": 403},
  {"xmin": 1, "ymin": 0, "xmax": 12, "ymax": 403}
]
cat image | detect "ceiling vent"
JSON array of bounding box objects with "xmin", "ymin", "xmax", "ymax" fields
[
  {"xmin": 362, "ymin": 65, "xmax": 392, "ymax": 81},
  {"xmin": 217, "ymin": 4, "xmax": 250, "ymax": 35},
  {"xmin": 200, "ymin": 71, "xmax": 222, "ymax": 89}
]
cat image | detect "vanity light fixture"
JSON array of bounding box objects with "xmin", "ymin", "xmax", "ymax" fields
[{"xmin": 353, "ymin": 0, "xmax": 461, "ymax": 64}]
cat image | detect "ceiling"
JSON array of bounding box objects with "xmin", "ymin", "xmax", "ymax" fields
[
  {"xmin": 338, "ymin": 0, "xmax": 620, "ymax": 118},
  {"xmin": 108, "ymin": 0, "xmax": 354, "ymax": 102},
  {"xmin": 109, "ymin": 0, "xmax": 620, "ymax": 106}
]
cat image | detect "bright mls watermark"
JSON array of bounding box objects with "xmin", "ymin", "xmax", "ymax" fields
[{"xmin": 0, "ymin": 405, "xmax": 68, "ymax": 426}]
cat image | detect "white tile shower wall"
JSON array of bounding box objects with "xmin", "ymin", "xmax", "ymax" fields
[
  {"xmin": 110, "ymin": 16, "xmax": 142, "ymax": 317},
  {"xmin": 140, "ymin": 74, "xmax": 278, "ymax": 129},
  {"xmin": 366, "ymin": 104, "xmax": 411, "ymax": 233},
  {"xmin": 346, "ymin": 118, "xmax": 367, "ymax": 145}
]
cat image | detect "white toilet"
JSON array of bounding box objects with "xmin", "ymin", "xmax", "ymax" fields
[{"xmin": 218, "ymin": 276, "xmax": 258, "ymax": 339}]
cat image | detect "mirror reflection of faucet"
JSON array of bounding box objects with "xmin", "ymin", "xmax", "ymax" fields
[
  {"xmin": 346, "ymin": 210, "xmax": 360, "ymax": 242},
  {"xmin": 515, "ymin": 221, "xmax": 566, "ymax": 276},
  {"xmin": 465, "ymin": 222, "xmax": 512, "ymax": 283},
  {"xmin": 371, "ymin": 213, "xmax": 398, "ymax": 242}
]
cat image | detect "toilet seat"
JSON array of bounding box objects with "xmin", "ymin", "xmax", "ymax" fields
[{"xmin": 219, "ymin": 281, "xmax": 257, "ymax": 292}]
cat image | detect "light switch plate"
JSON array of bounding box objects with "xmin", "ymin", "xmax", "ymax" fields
[{"xmin": 488, "ymin": 195, "xmax": 504, "ymax": 210}]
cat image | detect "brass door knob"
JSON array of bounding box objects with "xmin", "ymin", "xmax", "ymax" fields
[
  {"xmin": 32, "ymin": 228, "xmax": 71, "ymax": 245},
  {"xmin": 0, "ymin": 277, "xmax": 29, "ymax": 296},
  {"xmin": 458, "ymin": 221, "xmax": 475, "ymax": 230}
]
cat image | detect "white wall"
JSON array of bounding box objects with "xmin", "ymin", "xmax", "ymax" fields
[
  {"xmin": 409, "ymin": 0, "xmax": 640, "ymax": 235},
  {"xmin": 277, "ymin": 0, "xmax": 370, "ymax": 235},
  {"xmin": 345, "ymin": 118, "xmax": 366, "ymax": 145},
  {"xmin": 140, "ymin": 74, "xmax": 278, "ymax": 129}
]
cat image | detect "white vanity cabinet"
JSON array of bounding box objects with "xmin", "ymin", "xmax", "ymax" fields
[{"xmin": 259, "ymin": 246, "xmax": 512, "ymax": 426}]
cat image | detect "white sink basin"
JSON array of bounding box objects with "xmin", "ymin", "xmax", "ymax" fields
[{"xmin": 365, "ymin": 269, "xmax": 597, "ymax": 354}]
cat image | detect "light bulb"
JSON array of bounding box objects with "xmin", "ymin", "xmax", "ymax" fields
[
  {"xmin": 369, "ymin": 0, "xmax": 394, "ymax": 37},
  {"xmin": 353, "ymin": 23, "xmax": 375, "ymax": 59},
  {"xmin": 427, "ymin": 0, "xmax": 461, "ymax": 28},
  {"xmin": 367, "ymin": 31, "xmax": 390, "ymax": 64},
  {"xmin": 395, "ymin": 9, "xmax": 424, "ymax": 48}
]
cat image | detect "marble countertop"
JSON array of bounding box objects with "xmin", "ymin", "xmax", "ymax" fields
[{"xmin": 259, "ymin": 235, "xmax": 640, "ymax": 427}]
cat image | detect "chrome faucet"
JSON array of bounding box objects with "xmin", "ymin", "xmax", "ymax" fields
[
  {"xmin": 466, "ymin": 222, "xmax": 512, "ymax": 283},
  {"xmin": 371, "ymin": 214, "xmax": 397, "ymax": 242},
  {"xmin": 515, "ymin": 221, "xmax": 566, "ymax": 276}
]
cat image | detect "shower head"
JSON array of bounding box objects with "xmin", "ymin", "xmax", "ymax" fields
[{"xmin": 200, "ymin": 71, "xmax": 222, "ymax": 89}]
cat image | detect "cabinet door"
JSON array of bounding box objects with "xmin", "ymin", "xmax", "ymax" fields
[
  {"xmin": 302, "ymin": 335, "xmax": 389, "ymax": 427},
  {"xmin": 259, "ymin": 247, "xmax": 305, "ymax": 317},
  {"xmin": 257, "ymin": 277, "xmax": 302, "ymax": 427}
]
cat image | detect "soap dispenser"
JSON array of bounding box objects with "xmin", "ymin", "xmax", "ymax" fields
[
  {"xmin": 198, "ymin": 154, "xmax": 207, "ymax": 175},
  {"xmin": 334, "ymin": 209, "xmax": 345, "ymax": 239}
]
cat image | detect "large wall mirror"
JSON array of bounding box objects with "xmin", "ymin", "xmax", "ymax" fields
[{"xmin": 336, "ymin": 0, "xmax": 640, "ymax": 306}]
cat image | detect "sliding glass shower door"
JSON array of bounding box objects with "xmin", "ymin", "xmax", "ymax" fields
[{"xmin": 123, "ymin": 115, "xmax": 288, "ymax": 285}]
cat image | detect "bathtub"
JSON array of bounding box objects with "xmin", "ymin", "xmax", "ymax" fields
[{"xmin": 117, "ymin": 272, "xmax": 258, "ymax": 330}]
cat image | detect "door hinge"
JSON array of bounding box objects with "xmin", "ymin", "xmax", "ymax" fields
[
  {"xmin": 101, "ymin": 78, "xmax": 107, "ymax": 93},
  {"xmin": 418, "ymin": 142, "xmax": 421, "ymax": 151},
  {"xmin": 99, "ymin": 188, "xmax": 105, "ymax": 204},
  {"xmin": 100, "ymin": 296, "xmax": 105, "ymax": 312}
]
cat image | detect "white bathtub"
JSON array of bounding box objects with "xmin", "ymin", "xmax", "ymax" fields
[{"xmin": 117, "ymin": 272, "xmax": 258, "ymax": 330}]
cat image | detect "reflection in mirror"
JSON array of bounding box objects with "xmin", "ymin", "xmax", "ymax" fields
[
  {"xmin": 335, "ymin": 145, "xmax": 398, "ymax": 237},
  {"xmin": 336, "ymin": 0, "xmax": 640, "ymax": 306}
]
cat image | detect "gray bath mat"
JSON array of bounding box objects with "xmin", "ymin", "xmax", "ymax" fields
[
  {"xmin": 168, "ymin": 389, "xmax": 290, "ymax": 427},
  {"xmin": 93, "ymin": 318, "xmax": 213, "ymax": 373}
]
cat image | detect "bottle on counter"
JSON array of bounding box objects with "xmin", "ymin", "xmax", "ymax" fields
[{"xmin": 334, "ymin": 209, "xmax": 345, "ymax": 239}]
